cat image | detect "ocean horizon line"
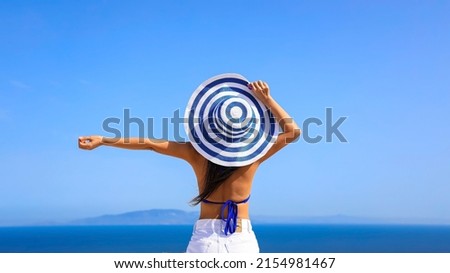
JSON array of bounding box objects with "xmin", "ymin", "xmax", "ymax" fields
[{"xmin": 1, "ymin": 209, "xmax": 450, "ymax": 227}]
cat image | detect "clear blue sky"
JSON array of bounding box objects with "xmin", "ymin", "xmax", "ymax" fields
[{"xmin": 0, "ymin": 1, "xmax": 449, "ymax": 225}]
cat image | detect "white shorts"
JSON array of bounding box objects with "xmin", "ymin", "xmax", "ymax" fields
[{"xmin": 186, "ymin": 219, "xmax": 260, "ymax": 253}]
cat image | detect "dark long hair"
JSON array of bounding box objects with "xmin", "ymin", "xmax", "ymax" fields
[{"xmin": 190, "ymin": 160, "xmax": 239, "ymax": 205}]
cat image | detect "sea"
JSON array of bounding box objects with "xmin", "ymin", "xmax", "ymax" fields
[{"xmin": 0, "ymin": 224, "xmax": 449, "ymax": 253}]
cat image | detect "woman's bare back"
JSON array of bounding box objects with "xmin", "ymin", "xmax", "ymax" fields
[{"xmin": 189, "ymin": 149, "xmax": 259, "ymax": 219}]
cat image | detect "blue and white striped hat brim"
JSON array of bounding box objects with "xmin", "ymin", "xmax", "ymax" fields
[{"xmin": 184, "ymin": 73, "xmax": 279, "ymax": 167}]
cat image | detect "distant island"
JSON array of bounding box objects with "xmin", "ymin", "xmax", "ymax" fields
[
  {"xmin": 61, "ymin": 209, "xmax": 450, "ymax": 226},
  {"xmin": 69, "ymin": 209, "xmax": 199, "ymax": 225}
]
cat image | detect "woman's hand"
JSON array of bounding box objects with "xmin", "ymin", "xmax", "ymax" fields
[
  {"xmin": 78, "ymin": 135, "xmax": 103, "ymax": 150},
  {"xmin": 248, "ymin": 80, "xmax": 272, "ymax": 105}
]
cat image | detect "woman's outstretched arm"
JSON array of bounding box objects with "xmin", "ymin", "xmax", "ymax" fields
[
  {"xmin": 78, "ymin": 136, "xmax": 199, "ymax": 164},
  {"xmin": 248, "ymin": 80, "xmax": 302, "ymax": 164}
]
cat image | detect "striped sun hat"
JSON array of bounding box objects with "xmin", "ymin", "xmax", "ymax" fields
[{"xmin": 184, "ymin": 73, "xmax": 279, "ymax": 167}]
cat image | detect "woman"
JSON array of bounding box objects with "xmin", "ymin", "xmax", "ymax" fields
[{"xmin": 78, "ymin": 80, "xmax": 300, "ymax": 253}]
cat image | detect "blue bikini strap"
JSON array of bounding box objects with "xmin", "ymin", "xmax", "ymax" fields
[{"xmin": 202, "ymin": 195, "xmax": 251, "ymax": 235}]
